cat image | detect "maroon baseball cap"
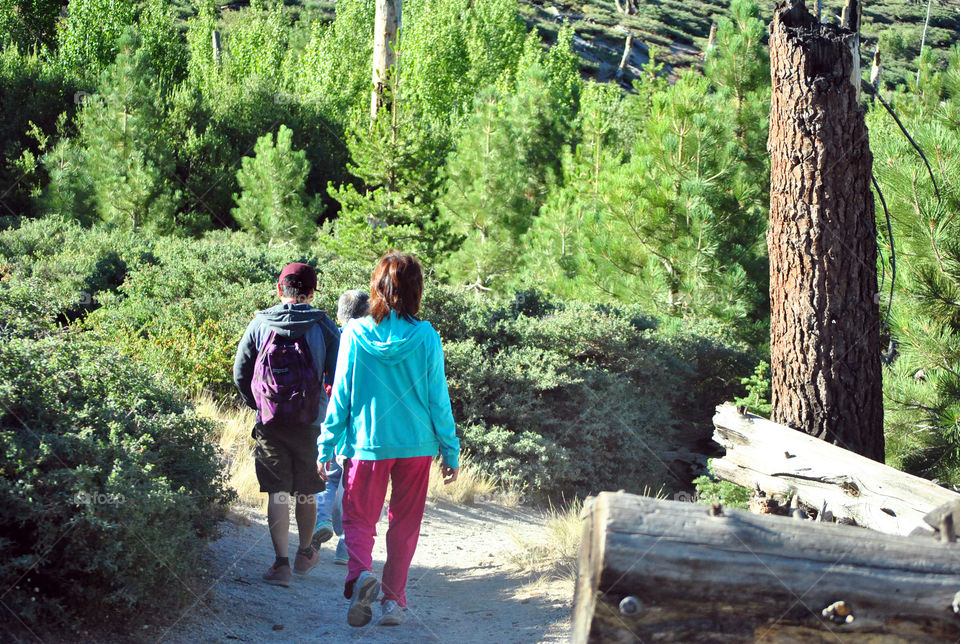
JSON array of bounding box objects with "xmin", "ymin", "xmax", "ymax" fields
[{"xmin": 277, "ymin": 262, "xmax": 317, "ymax": 293}]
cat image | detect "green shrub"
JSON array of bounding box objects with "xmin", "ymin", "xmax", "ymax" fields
[
  {"xmin": 0, "ymin": 277, "xmax": 59, "ymax": 339},
  {"xmin": 0, "ymin": 217, "xmax": 154, "ymax": 322},
  {"xmin": 0, "ymin": 47, "xmax": 78, "ymax": 222},
  {"xmin": 733, "ymin": 360, "xmax": 771, "ymax": 416},
  {"xmin": 85, "ymin": 231, "xmax": 369, "ymax": 396},
  {"xmin": 0, "ymin": 331, "xmax": 232, "ymax": 629},
  {"xmin": 421, "ymin": 286, "xmax": 754, "ymax": 498},
  {"xmin": 693, "ymin": 461, "xmax": 751, "ymax": 509}
]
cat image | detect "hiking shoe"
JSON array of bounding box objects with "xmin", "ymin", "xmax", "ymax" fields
[
  {"xmin": 333, "ymin": 539, "xmax": 349, "ymax": 565},
  {"xmin": 262, "ymin": 562, "xmax": 291, "ymax": 587},
  {"xmin": 293, "ymin": 547, "xmax": 320, "ymax": 575},
  {"xmin": 311, "ymin": 520, "xmax": 334, "ymax": 550},
  {"xmin": 378, "ymin": 600, "xmax": 405, "ymax": 626},
  {"xmin": 347, "ymin": 571, "xmax": 381, "ymax": 627}
]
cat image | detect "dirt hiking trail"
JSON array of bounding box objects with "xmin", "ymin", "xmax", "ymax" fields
[{"xmin": 155, "ymin": 500, "xmax": 571, "ymax": 643}]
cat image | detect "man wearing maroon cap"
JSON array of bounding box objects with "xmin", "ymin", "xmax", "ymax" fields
[{"xmin": 233, "ymin": 262, "xmax": 340, "ymax": 587}]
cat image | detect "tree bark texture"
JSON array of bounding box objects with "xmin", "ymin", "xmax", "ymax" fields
[
  {"xmin": 370, "ymin": 0, "xmax": 401, "ymax": 120},
  {"xmin": 767, "ymin": 0, "xmax": 883, "ymax": 461}
]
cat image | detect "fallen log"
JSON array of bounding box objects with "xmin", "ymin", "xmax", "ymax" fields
[
  {"xmin": 572, "ymin": 491, "xmax": 960, "ymax": 643},
  {"xmin": 711, "ymin": 403, "xmax": 960, "ymax": 537}
]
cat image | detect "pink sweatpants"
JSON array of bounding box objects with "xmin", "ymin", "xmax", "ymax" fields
[{"xmin": 341, "ymin": 456, "xmax": 431, "ymax": 607}]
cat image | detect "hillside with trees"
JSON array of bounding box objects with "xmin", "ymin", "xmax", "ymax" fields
[{"xmin": 0, "ymin": 0, "xmax": 958, "ymax": 637}]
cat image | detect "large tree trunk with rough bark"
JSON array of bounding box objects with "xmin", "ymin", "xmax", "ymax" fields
[
  {"xmin": 767, "ymin": 0, "xmax": 883, "ymax": 461},
  {"xmin": 370, "ymin": 0, "xmax": 401, "ymax": 120}
]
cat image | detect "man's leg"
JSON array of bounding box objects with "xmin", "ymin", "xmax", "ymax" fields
[
  {"xmin": 381, "ymin": 456, "xmax": 432, "ymax": 607},
  {"xmin": 315, "ymin": 461, "xmax": 339, "ymax": 526},
  {"xmin": 328, "ymin": 461, "xmax": 344, "ymax": 535},
  {"xmin": 267, "ymin": 492, "xmax": 291, "ymax": 558},
  {"xmin": 311, "ymin": 460, "xmax": 341, "ymax": 550},
  {"xmin": 289, "ymin": 425, "xmax": 325, "ymax": 575},
  {"xmin": 341, "ymin": 458, "xmax": 392, "ymax": 597},
  {"xmin": 295, "ymin": 493, "xmax": 318, "ymax": 551},
  {"xmin": 254, "ymin": 423, "xmax": 294, "ymax": 561}
]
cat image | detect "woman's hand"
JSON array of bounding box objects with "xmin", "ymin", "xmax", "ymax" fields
[
  {"xmin": 317, "ymin": 460, "xmax": 332, "ymax": 482},
  {"xmin": 441, "ymin": 465, "xmax": 459, "ymax": 485}
]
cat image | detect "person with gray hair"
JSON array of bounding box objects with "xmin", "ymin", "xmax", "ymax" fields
[
  {"xmin": 337, "ymin": 290, "xmax": 370, "ymax": 326},
  {"xmin": 312, "ymin": 290, "xmax": 370, "ymax": 563}
]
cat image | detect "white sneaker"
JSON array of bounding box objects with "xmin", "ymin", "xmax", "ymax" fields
[
  {"xmin": 378, "ymin": 599, "xmax": 405, "ymax": 626},
  {"xmin": 347, "ymin": 571, "xmax": 380, "ymax": 627}
]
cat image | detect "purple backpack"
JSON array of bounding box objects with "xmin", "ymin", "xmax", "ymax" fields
[{"xmin": 251, "ymin": 330, "xmax": 322, "ymax": 426}]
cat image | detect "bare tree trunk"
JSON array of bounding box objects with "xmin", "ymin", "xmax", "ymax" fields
[
  {"xmin": 370, "ymin": 0, "xmax": 401, "ymax": 120},
  {"xmin": 916, "ymin": 0, "xmax": 933, "ymax": 87},
  {"xmin": 767, "ymin": 0, "xmax": 883, "ymax": 461},
  {"xmin": 616, "ymin": 32, "xmax": 632, "ymax": 80},
  {"xmin": 841, "ymin": 0, "xmax": 862, "ymax": 102}
]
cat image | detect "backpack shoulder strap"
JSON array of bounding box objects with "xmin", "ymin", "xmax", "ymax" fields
[{"xmin": 256, "ymin": 330, "xmax": 277, "ymax": 360}]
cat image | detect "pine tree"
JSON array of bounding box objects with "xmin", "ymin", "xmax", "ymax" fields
[
  {"xmin": 871, "ymin": 46, "xmax": 960, "ymax": 479},
  {"xmin": 703, "ymin": 0, "xmax": 769, "ymax": 152},
  {"xmin": 323, "ymin": 98, "xmax": 452, "ymax": 264},
  {"xmin": 439, "ymin": 88, "xmax": 535, "ymax": 289},
  {"xmin": 233, "ymin": 124, "xmax": 316, "ymax": 245},
  {"xmin": 521, "ymin": 80, "xmax": 624, "ymax": 292},
  {"xmin": 523, "ymin": 66, "xmax": 766, "ymax": 335},
  {"xmin": 439, "ymin": 29, "xmax": 581, "ymax": 290},
  {"xmin": 48, "ymin": 29, "xmax": 183, "ymax": 232}
]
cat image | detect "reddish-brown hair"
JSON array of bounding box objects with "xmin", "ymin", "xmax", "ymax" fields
[{"xmin": 368, "ymin": 251, "xmax": 424, "ymax": 324}]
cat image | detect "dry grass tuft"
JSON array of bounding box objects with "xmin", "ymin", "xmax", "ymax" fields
[
  {"xmin": 426, "ymin": 455, "xmax": 498, "ymax": 505},
  {"xmin": 195, "ymin": 394, "xmax": 262, "ymax": 507},
  {"xmin": 508, "ymin": 487, "xmax": 665, "ymax": 586},
  {"xmin": 509, "ymin": 499, "xmax": 584, "ymax": 584}
]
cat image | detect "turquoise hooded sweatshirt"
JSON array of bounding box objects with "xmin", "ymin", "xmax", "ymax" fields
[{"xmin": 318, "ymin": 311, "xmax": 460, "ymax": 468}]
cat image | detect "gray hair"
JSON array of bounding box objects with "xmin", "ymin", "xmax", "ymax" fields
[{"xmin": 337, "ymin": 290, "xmax": 370, "ymax": 325}]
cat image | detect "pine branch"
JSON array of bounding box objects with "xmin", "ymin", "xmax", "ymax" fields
[
  {"xmin": 862, "ymin": 80, "xmax": 941, "ymax": 203},
  {"xmin": 872, "ymin": 173, "xmax": 896, "ymax": 326}
]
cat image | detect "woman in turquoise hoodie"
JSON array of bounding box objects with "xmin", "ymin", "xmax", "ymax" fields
[{"xmin": 318, "ymin": 251, "xmax": 460, "ymax": 628}]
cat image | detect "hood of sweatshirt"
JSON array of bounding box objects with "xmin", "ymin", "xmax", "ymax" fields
[
  {"xmin": 349, "ymin": 311, "xmax": 432, "ymax": 365},
  {"xmin": 254, "ymin": 303, "xmax": 330, "ymax": 338}
]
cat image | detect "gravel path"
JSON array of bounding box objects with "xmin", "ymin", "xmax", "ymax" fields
[{"xmin": 152, "ymin": 500, "xmax": 571, "ymax": 643}]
